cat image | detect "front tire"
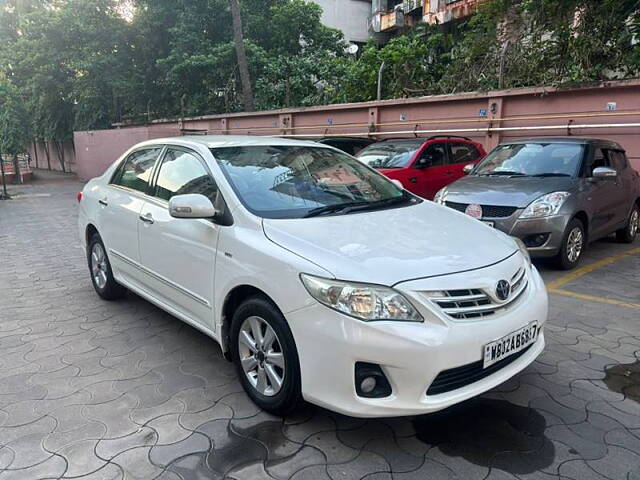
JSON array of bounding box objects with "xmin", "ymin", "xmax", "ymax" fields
[
  {"xmin": 616, "ymin": 205, "xmax": 639, "ymax": 244},
  {"xmin": 230, "ymin": 296, "xmax": 301, "ymax": 415},
  {"xmin": 87, "ymin": 233, "xmax": 126, "ymax": 300},
  {"xmin": 554, "ymin": 218, "xmax": 585, "ymax": 270}
]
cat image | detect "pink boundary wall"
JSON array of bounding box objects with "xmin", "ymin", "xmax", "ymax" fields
[{"xmin": 74, "ymin": 79, "xmax": 640, "ymax": 180}]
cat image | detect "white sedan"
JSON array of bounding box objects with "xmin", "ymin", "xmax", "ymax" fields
[{"xmin": 78, "ymin": 136, "xmax": 548, "ymax": 417}]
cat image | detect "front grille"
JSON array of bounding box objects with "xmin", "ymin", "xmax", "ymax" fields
[
  {"xmin": 424, "ymin": 267, "xmax": 528, "ymax": 320},
  {"xmin": 427, "ymin": 344, "xmax": 533, "ymax": 395},
  {"xmin": 445, "ymin": 201, "xmax": 518, "ymax": 218}
]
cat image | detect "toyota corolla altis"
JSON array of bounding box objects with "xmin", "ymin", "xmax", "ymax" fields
[{"xmin": 78, "ymin": 136, "xmax": 548, "ymax": 417}]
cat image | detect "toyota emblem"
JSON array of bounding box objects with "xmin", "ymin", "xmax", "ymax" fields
[
  {"xmin": 465, "ymin": 203, "xmax": 483, "ymax": 219},
  {"xmin": 496, "ymin": 280, "xmax": 511, "ymax": 301}
]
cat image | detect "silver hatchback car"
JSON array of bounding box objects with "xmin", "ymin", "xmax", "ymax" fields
[{"xmin": 434, "ymin": 138, "xmax": 640, "ymax": 269}]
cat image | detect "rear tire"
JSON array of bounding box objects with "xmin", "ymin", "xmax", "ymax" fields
[
  {"xmin": 87, "ymin": 233, "xmax": 126, "ymax": 300},
  {"xmin": 554, "ymin": 218, "xmax": 585, "ymax": 270},
  {"xmin": 230, "ymin": 296, "xmax": 301, "ymax": 415},
  {"xmin": 616, "ymin": 205, "xmax": 639, "ymax": 244}
]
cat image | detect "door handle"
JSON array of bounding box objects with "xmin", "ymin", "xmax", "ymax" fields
[
  {"xmin": 139, "ymin": 214, "xmax": 154, "ymax": 224},
  {"xmin": 409, "ymin": 177, "xmax": 418, "ymax": 183},
  {"xmin": 98, "ymin": 199, "xmax": 108, "ymax": 206}
]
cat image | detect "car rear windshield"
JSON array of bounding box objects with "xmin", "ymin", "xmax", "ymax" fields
[
  {"xmin": 211, "ymin": 145, "xmax": 410, "ymax": 219},
  {"xmin": 356, "ymin": 140, "xmax": 423, "ymax": 169},
  {"xmin": 474, "ymin": 143, "xmax": 584, "ymax": 177}
]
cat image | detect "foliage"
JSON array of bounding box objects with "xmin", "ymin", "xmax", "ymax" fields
[
  {"xmin": 0, "ymin": 75, "xmax": 30, "ymax": 156},
  {"xmin": 0, "ymin": 0, "xmax": 638, "ymax": 150}
]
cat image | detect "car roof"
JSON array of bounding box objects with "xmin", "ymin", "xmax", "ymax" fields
[
  {"xmin": 138, "ymin": 135, "xmax": 326, "ymax": 149},
  {"xmin": 501, "ymin": 137, "xmax": 623, "ymax": 149}
]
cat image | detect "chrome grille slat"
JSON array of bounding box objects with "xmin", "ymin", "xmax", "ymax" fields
[{"xmin": 424, "ymin": 268, "xmax": 529, "ymax": 321}]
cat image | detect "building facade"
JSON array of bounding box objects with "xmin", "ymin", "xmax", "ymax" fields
[{"xmin": 312, "ymin": 0, "xmax": 372, "ymax": 44}]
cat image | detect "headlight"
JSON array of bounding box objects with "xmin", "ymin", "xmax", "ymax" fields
[
  {"xmin": 433, "ymin": 188, "xmax": 447, "ymax": 205},
  {"xmin": 520, "ymin": 192, "xmax": 570, "ymax": 219},
  {"xmin": 514, "ymin": 237, "xmax": 532, "ymax": 267},
  {"xmin": 300, "ymin": 274, "xmax": 423, "ymax": 322}
]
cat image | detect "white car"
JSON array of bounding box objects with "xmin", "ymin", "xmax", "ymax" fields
[{"xmin": 78, "ymin": 136, "xmax": 548, "ymax": 418}]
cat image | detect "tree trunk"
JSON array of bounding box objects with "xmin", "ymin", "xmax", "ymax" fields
[
  {"xmin": 229, "ymin": 0, "xmax": 255, "ymax": 112},
  {"xmin": 32, "ymin": 139, "xmax": 39, "ymax": 169},
  {"xmin": 54, "ymin": 140, "xmax": 66, "ymax": 173},
  {"xmin": 0, "ymin": 154, "xmax": 8, "ymax": 199},
  {"xmin": 12, "ymin": 155, "xmax": 22, "ymax": 184},
  {"xmin": 43, "ymin": 140, "xmax": 52, "ymax": 170}
]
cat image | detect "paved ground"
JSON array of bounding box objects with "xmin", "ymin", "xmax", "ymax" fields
[{"xmin": 1, "ymin": 170, "xmax": 639, "ymax": 480}]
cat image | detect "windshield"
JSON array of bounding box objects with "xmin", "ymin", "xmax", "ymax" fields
[
  {"xmin": 356, "ymin": 140, "xmax": 422, "ymax": 169},
  {"xmin": 211, "ymin": 145, "xmax": 412, "ymax": 219},
  {"xmin": 474, "ymin": 143, "xmax": 584, "ymax": 177}
]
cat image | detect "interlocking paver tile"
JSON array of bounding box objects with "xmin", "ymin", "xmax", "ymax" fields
[{"xmin": 2, "ymin": 172, "xmax": 640, "ymax": 480}]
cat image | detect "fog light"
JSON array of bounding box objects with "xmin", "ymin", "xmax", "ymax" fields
[
  {"xmin": 523, "ymin": 233, "xmax": 550, "ymax": 248},
  {"xmin": 354, "ymin": 362, "xmax": 392, "ymax": 398},
  {"xmin": 360, "ymin": 376, "xmax": 377, "ymax": 393}
]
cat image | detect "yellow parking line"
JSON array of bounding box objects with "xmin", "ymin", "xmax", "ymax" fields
[
  {"xmin": 546, "ymin": 247, "xmax": 640, "ymax": 290},
  {"xmin": 546, "ymin": 246, "xmax": 640, "ymax": 310},
  {"xmin": 548, "ymin": 288, "xmax": 640, "ymax": 310}
]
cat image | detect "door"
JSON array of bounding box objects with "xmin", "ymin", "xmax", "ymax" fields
[
  {"xmin": 447, "ymin": 141, "xmax": 482, "ymax": 179},
  {"xmin": 585, "ymin": 147, "xmax": 626, "ymax": 238},
  {"xmin": 609, "ymin": 150, "xmax": 636, "ymax": 227},
  {"xmin": 138, "ymin": 147, "xmax": 220, "ymax": 328},
  {"xmin": 410, "ymin": 142, "xmax": 450, "ymax": 199},
  {"xmin": 98, "ymin": 147, "xmax": 162, "ymax": 285}
]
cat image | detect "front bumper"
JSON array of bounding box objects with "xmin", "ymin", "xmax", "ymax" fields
[
  {"xmin": 287, "ymin": 255, "xmax": 548, "ymax": 417},
  {"xmin": 487, "ymin": 212, "xmax": 572, "ymax": 258}
]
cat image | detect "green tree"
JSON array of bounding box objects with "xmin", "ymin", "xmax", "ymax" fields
[{"xmin": 0, "ymin": 75, "xmax": 30, "ymax": 196}]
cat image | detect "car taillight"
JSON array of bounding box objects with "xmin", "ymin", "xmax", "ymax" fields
[{"xmin": 76, "ymin": 192, "xmax": 83, "ymax": 203}]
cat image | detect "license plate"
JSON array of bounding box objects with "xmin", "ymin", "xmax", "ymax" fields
[
  {"xmin": 481, "ymin": 220, "xmax": 494, "ymax": 227},
  {"xmin": 483, "ymin": 322, "xmax": 538, "ymax": 368}
]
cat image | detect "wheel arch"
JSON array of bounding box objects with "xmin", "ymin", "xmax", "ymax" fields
[
  {"xmin": 86, "ymin": 223, "xmax": 100, "ymax": 248},
  {"xmin": 572, "ymin": 211, "xmax": 589, "ymax": 240},
  {"xmin": 219, "ymin": 284, "xmax": 278, "ymax": 360}
]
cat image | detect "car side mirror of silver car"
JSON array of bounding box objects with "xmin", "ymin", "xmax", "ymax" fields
[
  {"xmin": 463, "ymin": 164, "xmax": 475, "ymax": 175},
  {"xmin": 169, "ymin": 194, "xmax": 217, "ymax": 219},
  {"xmin": 592, "ymin": 167, "xmax": 617, "ymax": 180}
]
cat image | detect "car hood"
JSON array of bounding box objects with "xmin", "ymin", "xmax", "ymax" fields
[
  {"xmin": 262, "ymin": 201, "xmax": 517, "ymax": 286},
  {"xmin": 443, "ymin": 176, "xmax": 576, "ymax": 208}
]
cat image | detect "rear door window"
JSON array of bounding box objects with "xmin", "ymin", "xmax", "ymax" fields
[
  {"xmin": 111, "ymin": 148, "xmax": 162, "ymax": 193},
  {"xmin": 448, "ymin": 143, "xmax": 480, "ymax": 164}
]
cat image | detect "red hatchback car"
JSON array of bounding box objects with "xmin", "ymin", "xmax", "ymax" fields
[{"xmin": 356, "ymin": 136, "xmax": 486, "ymax": 199}]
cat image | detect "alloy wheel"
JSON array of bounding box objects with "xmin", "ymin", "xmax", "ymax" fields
[
  {"xmin": 566, "ymin": 227, "xmax": 583, "ymax": 263},
  {"xmin": 91, "ymin": 243, "xmax": 108, "ymax": 289},
  {"xmin": 629, "ymin": 209, "xmax": 639, "ymax": 238},
  {"xmin": 237, "ymin": 316, "xmax": 285, "ymax": 397}
]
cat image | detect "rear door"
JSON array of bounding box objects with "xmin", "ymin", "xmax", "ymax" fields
[
  {"xmin": 98, "ymin": 147, "xmax": 163, "ymax": 285},
  {"xmin": 410, "ymin": 142, "xmax": 450, "ymax": 199},
  {"xmin": 138, "ymin": 146, "xmax": 220, "ymax": 328},
  {"xmin": 609, "ymin": 149, "xmax": 636, "ymax": 225},
  {"xmin": 447, "ymin": 141, "xmax": 483, "ymax": 179}
]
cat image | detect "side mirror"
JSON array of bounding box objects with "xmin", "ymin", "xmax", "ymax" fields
[
  {"xmin": 463, "ymin": 164, "xmax": 475, "ymax": 175},
  {"xmin": 415, "ymin": 156, "xmax": 433, "ymax": 169},
  {"xmin": 592, "ymin": 167, "xmax": 617, "ymax": 179},
  {"xmin": 169, "ymin": 194, "xmax": 217, "ymax": 219}
]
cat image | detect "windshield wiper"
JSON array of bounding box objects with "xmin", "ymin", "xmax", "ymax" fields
[
  {"xmin": 304, "ymin": 201, "xmax": 371, "ymax": 218},
  {"xmin": 528, "ymin": 173, "xmax": 571, "ymax": 177},
  {"xmin": 304, "ymin": 193, "xmax": 413, "ymax": 218},
  {"xmin": 338, "ymin": 192, "xmax": 414, "ymax": 214},
  {"xmin": 479, "ymin": 171, "xmax": 526, "ymax": 177}
]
